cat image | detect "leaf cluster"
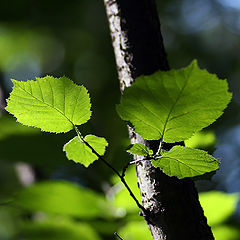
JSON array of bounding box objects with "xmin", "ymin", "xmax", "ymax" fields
[
  {"xmin": 6, "ymin": 76, "xmax": 108, "ymax": 167},
  {"xmin": 118, "ymin": 60, "xmax": 231, "ymax": 178},
  {"xmin": 5, "ymin": 60, "xmax": 232, "ymax": 179}
]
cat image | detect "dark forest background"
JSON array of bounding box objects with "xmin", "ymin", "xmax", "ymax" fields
[{"xmin": 0, "ymin": 0, "xmax": 240, "ymax": 239}]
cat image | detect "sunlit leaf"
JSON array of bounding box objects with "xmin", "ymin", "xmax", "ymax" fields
[
  {"xmin": 119, "ymin": 221, "xmax": 152, "ymax": 240},
  {"xmin": 212, "ymin": 225, "xmax": 240, "ymax": 240},
  {"xmin": 14, "ymin": 181, "xmax": 108, "ymax": 218},
  {"xmin": 127, "ymin": 143, "xmax": 153, "ymax": 156},
  {"xmin": 21, "ymin": 217, "xmax": 101, "ymax": 240},
  {"xmin": 199, "ymin": 191, "xmax": 239, "ymax": 226},
  {"xmin": 6, "ymin": 76, "xmax": 91, "ymax": 133},
  {"xmin": 63, "ymin": 135, "xmax": 108, "ymax": 167},
  {"xmin": 112, "ymin": 166, "xmax": 141, "ymax": 213},
  {"xmin": 184, "ymin": 130, "xmax": 216, "ymax": 149},
  {"xmin": 152, "ymin": 146, "xmax": 219, "ymax": 179},
  {"xmin": 117, "ymin": 60, "xmax": 231, "ymax": 142}
]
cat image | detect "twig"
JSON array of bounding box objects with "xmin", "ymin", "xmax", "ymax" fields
[
  {"xmin": 114, "ymin": 232, "xmax": 124, "ymax": 240},
  {"xmin": 121, "ymin": 161, "xmax": 130, "ymax": 178},
  {"xmin": 129, "ymin": 158, "xmax": 151, "ymax": 165},
  {"xmin": 74, "ymin": 126, "xmax": 146, "ymax": 213},
  {"xmin": 122, "ymin": 157, "xmax": 151, "ymax": 178}
]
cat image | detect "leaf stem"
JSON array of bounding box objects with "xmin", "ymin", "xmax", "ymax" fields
[
  {"xmin": 74, "ymin": 125, "xmax": 146, "ymax": 213},
  {"xmin": 156, "ymin": 138, "xmax": 163, "ymax": 155}
]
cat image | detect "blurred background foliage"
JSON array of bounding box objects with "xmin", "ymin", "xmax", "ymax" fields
[{"xmin": 0, "ymin": 0, "xmax": 240, "ymax": 239}]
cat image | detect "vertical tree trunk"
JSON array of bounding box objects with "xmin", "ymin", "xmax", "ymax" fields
[{"xmin": 104, "ymin": 0, "xmax": 214, "ymax": 239}]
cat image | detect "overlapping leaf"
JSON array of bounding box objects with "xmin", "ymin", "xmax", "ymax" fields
[
  {"xmin": 151, "ymin": 146, "xmax": 219, "ymax": 179},
  {"xmin": 6, "ymin": 76, "xmax": 91, "ymax": 133},
  {"xmin": 117, "ymin": 60, "xmax": 231, "ymax": 142},
  {"xmin": 63, "ymin": 135, "xmax": 108, "ymax": 167},
  {"xmin": 127, "ymin": 143, "xmax": 153, "ymax": 156}
]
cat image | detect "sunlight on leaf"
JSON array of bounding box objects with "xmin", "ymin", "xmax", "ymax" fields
[
  {"xmin": 14, "ymin": 181, "xmax": 108, "ymax": 218},
  {"xmin": 21, "ymin": 216, "xmax": 101, "ymax": 240},
  {"xmin": 119, "ymin": 221, "xmax": 152, "ymax": 240},
  {"xmin": 6, "ymin": 76, "xmax": 91, "ymax": 133},
  {"xmin": 117, "ymin": 60, "xmax": 231, "ymax": 142},
  {"xmin": 184, "ymin": 130, "xmax": 216, "ymax": 149},
  {"xmin": 212, "ymin": 225, "xmax": 240, "ymax": 240},
  {"xmin": 152, "ymin": 146, "xmax": 219, "ymax": 179},
  {"xmin": 111, "ymin": 166, "xmax": 141, "ymax": 213},
  {"xmin": 199, "ymin": 191, "xmax": 239, "ymax": 226},
  {"xmin": 63, "ymin": 135, "xmax": 108, "ymax": 167}
]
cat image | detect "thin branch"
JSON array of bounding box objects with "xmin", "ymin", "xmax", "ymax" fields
[
  {"xmin": 121, "ymin": 161, "xmax": 130, "ymax": 178},
  {"xmin": 122, "ymin": 157, "xmax": 151, "ymax": 178},
  {"xmin": 114, "ymin": 232, "xmax": 124, "ymax": 240},
  {"xmin": 130, "ymin": 158, "xmax": 151, "ymax": 165},
  {"xmin": 74, "ymin": 125, "xmax": 146, "ymax": 213}
]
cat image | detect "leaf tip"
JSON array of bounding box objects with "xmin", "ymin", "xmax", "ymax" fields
[{"xmin": 189, "ymin": 59, "xmax": 199, "ymax": 69}]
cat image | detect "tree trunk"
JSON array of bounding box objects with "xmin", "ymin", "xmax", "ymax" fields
[{"xmin": 103, "ymin": 0, "xmax": 214, "ymax": 239}]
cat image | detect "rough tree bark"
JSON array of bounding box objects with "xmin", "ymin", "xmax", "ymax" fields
[{"xmin": 104, "ymin": 0, "xmax": 214, "ymax": 239}]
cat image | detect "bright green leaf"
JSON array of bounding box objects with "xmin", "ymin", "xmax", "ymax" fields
[
  {"xmin": 119, "ymin": 221, "xmax": 152, "ymax": 240},
  {"xmin": 5, "ymin": 76, "xmax": 91, "ymax": 133},
  {"xmin": 199, "ymin": 191, "xmax": 239, "ymax": 226},
  {"xmin": 152, "ymin": 146, "xmax": 219, "ymax": 179},
  {"xmin": 184, "ymin": 130, "xmax": 216, "ymax": 149},
  {"xmin": 117, "ymin": 60, "xmax": 231, "ymax": 142},
  {"xmin": 127, "ymin": 143, "xmax": 153, "ymax": 156},
  {"xmin": 112, "ymin": 165, "xmax": 141, "ymax": 213},
  {"xmin": 14, "ymin": 181, "xmax": 108, "ymax": 218},
  {"xmin": 212, "ymin": 225, "xmax": 240, "ymax": 240},
  {"xmin": 21, "ymin": 217, "xmax": 101, "ymax": 240},
  {"xmin": 63, "ymin": 135, "xmax": 108, "ymax": 167}
]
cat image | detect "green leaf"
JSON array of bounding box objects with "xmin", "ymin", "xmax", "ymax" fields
[
  {"xmin": 117, "ymin": 60, "xmax": 231, "ymax": 142},
  {"xmin": 119, "ymin": 221, "xmax": 152, "ymax": 240},
  {"xmin": 5, "ymin": 76, "xmax": 91, "ymax": 133},
  {"xmin": 111, "ymin": 165, "xmax": 141, "ymax": 213},
  {"xmin": 199, "ymin": 191, "xmax": 239, "ymax": 226},
  {"xmin": 152, "ymin": 146, "xmax": 219, "ymax": 179},
  {"xmin": 127, "ymin": 143, "xmax": 153, "ymax": 156},
  {"xmin": 184, "ymin": 130, "xmax": 216, "ymax": 149},
  {"xmin": 63, "ymin": 134, "xmax": 108, "ymax": 167},
  {"xmin": 21, "ymin": 217, "xmax": 101, "ymax": 240},
  {"xmin": 14, "ymin": 181, "xmax": 109, "ymax": 218},
  {"xmin": 212, "ymin": 225, "xmax": 240, "ymax": 240}
]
